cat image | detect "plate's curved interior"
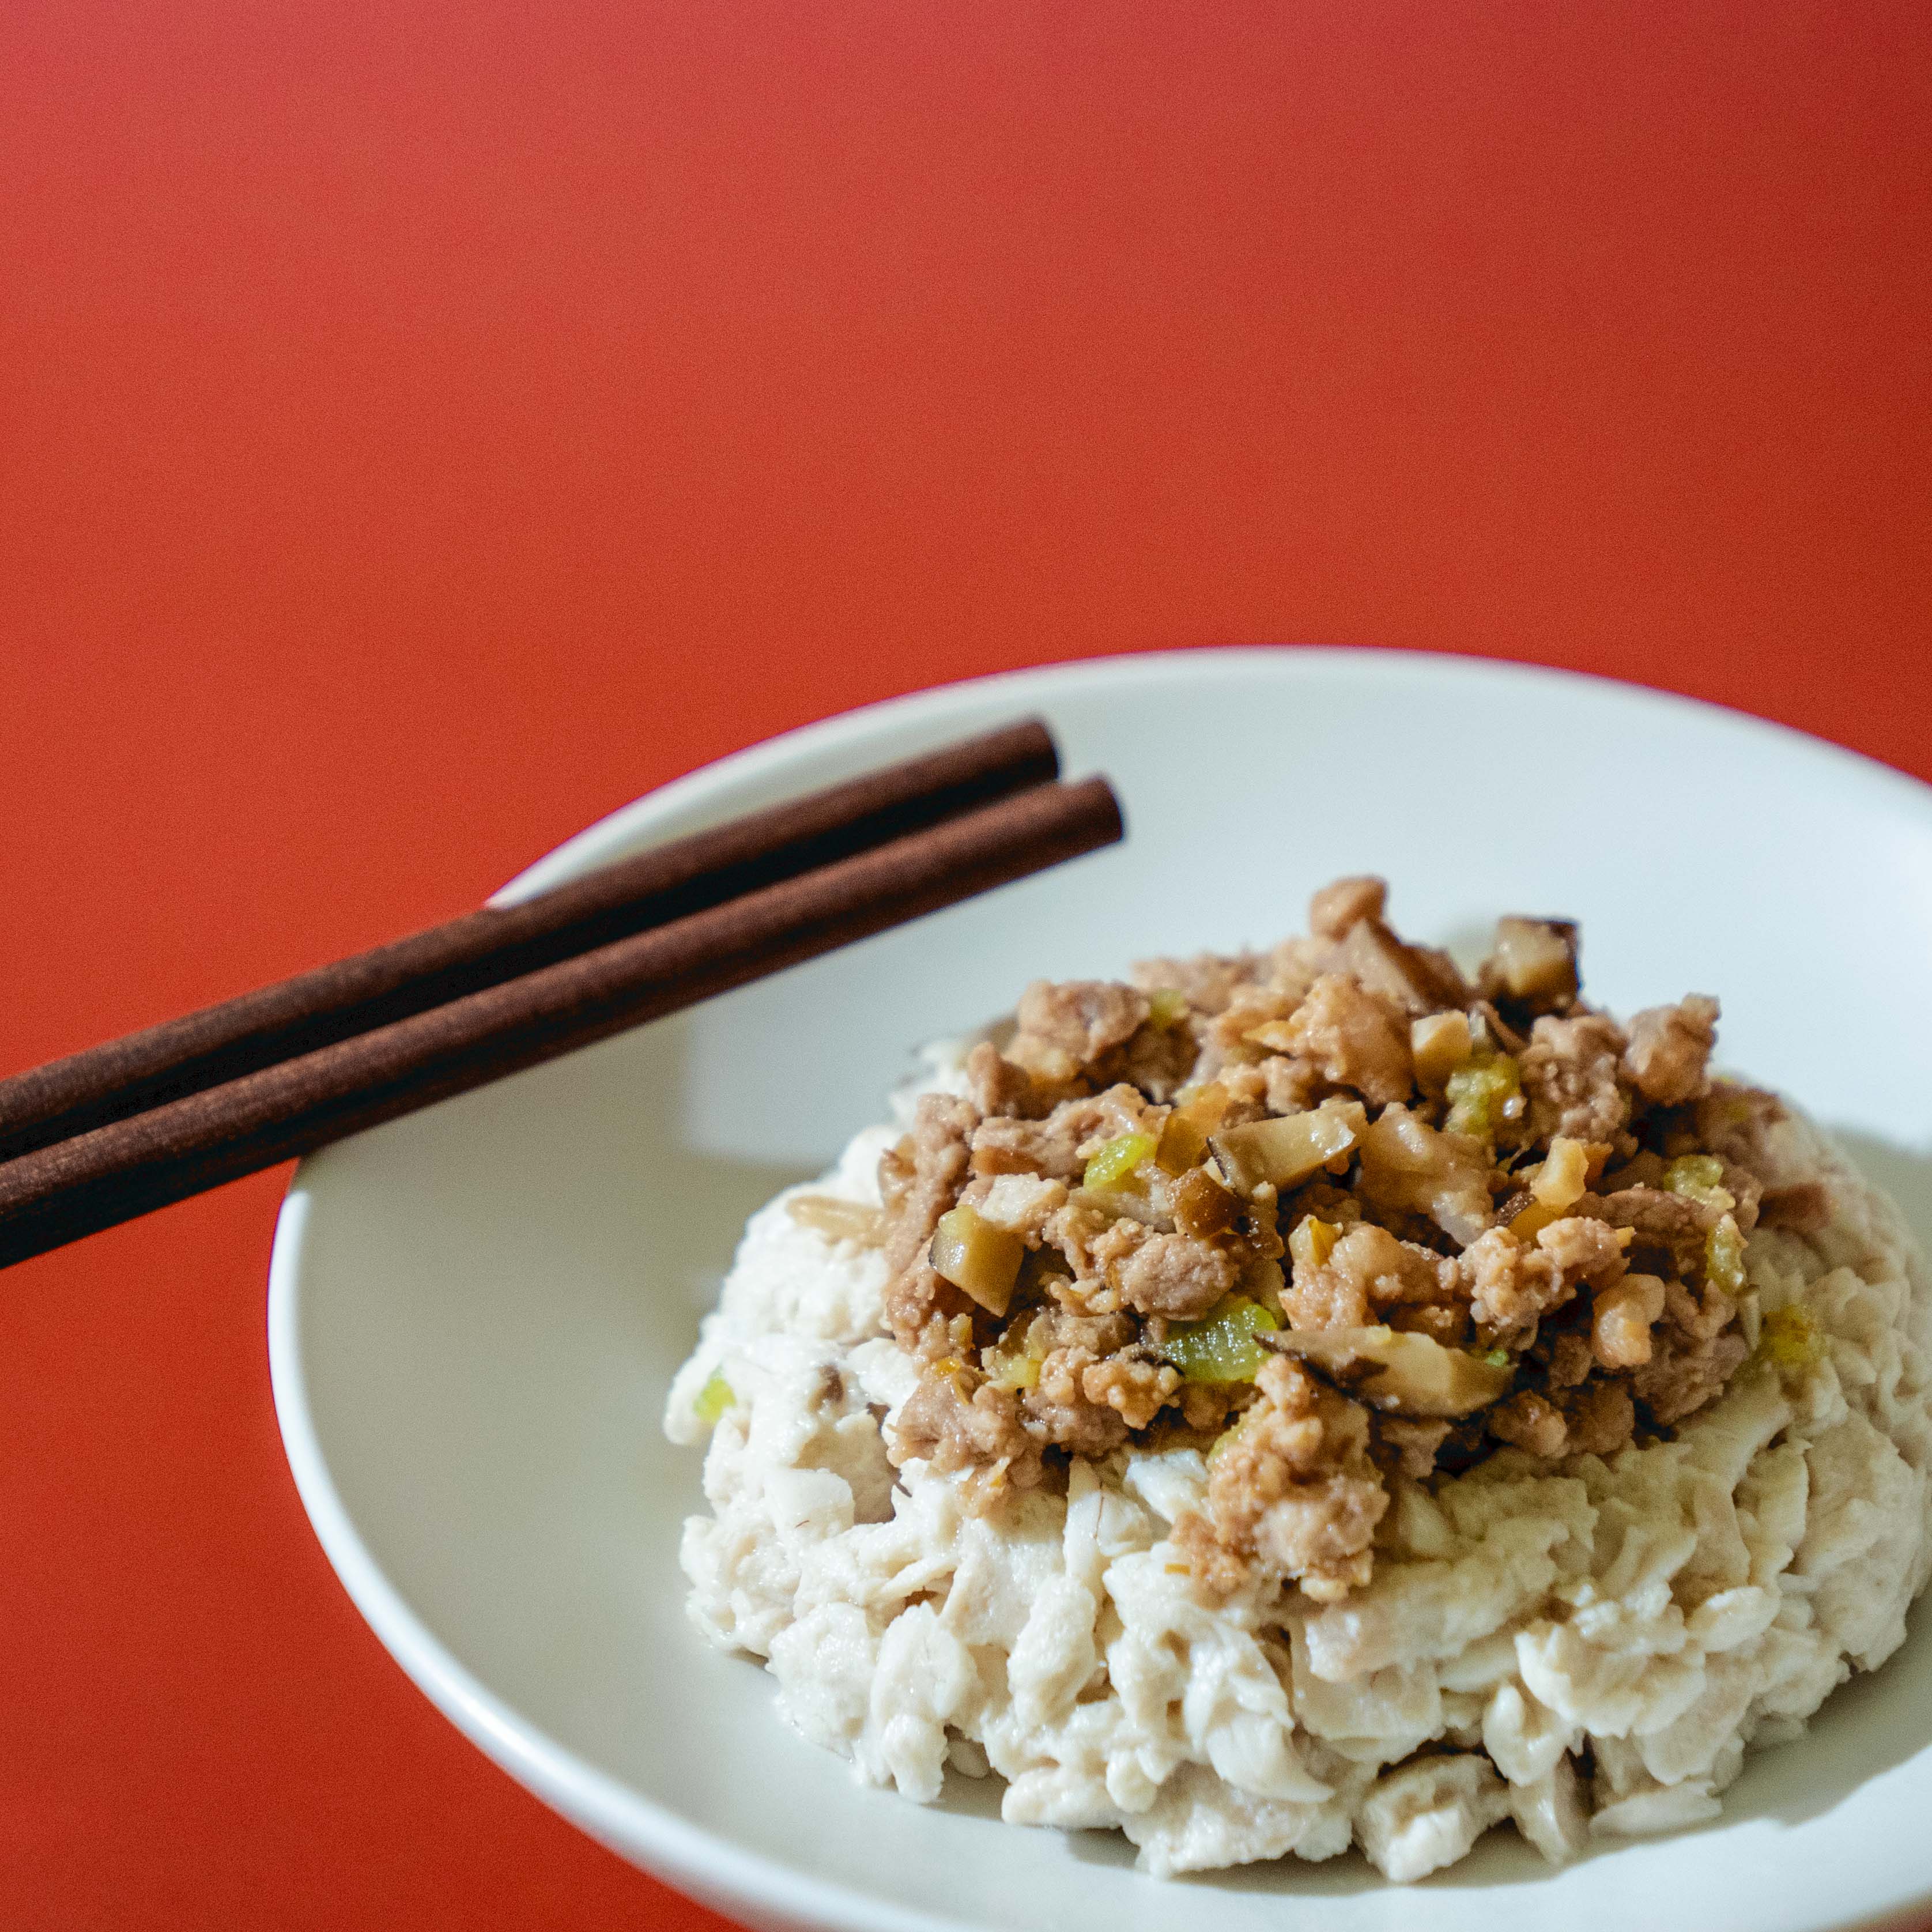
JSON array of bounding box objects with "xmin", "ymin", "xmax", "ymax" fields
[{"xmin": 271, "ymin": 649, "xmax": 1932, "ymax": 1932}]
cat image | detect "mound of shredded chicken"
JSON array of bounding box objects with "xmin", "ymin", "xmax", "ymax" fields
[{"xmin": 869, "ymin": 877, "xmax": 1831, "ymax": 1605}]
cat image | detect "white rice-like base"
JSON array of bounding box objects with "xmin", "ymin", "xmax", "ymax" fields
[{"xmin": 665, "ymin": 1095, "xmax": 1932, "ymax": 1882}]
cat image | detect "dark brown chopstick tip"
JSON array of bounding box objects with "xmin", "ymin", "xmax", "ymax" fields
[{"xmin": 0, "ymin": 714, "xmax": 1069, "ymax": 1162}]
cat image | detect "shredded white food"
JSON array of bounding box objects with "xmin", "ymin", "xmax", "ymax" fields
[{"xmin": 666, "ymin": 1076, "xmax": 1932, "ymax": 1881}]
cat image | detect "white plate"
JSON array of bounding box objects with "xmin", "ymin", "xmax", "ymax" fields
[{"xmin": 269, "ymin": 648, "xmax": 1932, "ymax": 1932}]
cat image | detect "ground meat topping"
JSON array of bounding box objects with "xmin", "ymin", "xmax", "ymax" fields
[
  {"xmin": 880, "ymin": 1093, "xmax": 980, "ymax": 1356},
  {"xmin": 1284, "ymin": 1222, "xmax": 1447, "ymax": 1333},
  {"xmin": 1337, "ymin": 918, "xmax": 1471, "ymax": 1017},
  {"xmin": 1130, "ymin": 950, "xmax": 1262, "ymax": 1016},
  {"xmin": 1116, "ymin": 1230, "xmax": 1242, "ymax": 1319},
  {"xmin": 1455, "ymin": 1227, "xmax": 1576, "ymax": 1342},
  {"xmin": 963, "ymin": 1039, "xmax": 1044, "ymax": 1118},
  {"xmin": 1355, "ymin": 1104, "xmax": 1495, "ymax": 1246},
  {"xmin": 1010, "ymin": 978, "xmax": 1151, "ymax": 1076},
  {"xmin": 1623, "ymin": 994, "xmax": 1720, "ymax": 1105},
  {"xmin": 1519, "ymin": 1012, "xmax": 1633, "ymax": 1148},
  {"xmin": 1629, "ymin": 1326, "xmax": 1749, "ymax": 1426},
  {"xmin": 1308, "ymin": 874, "xmax": 1388, "ymax": 939},
  {"xmin": 1282, "ymin": 973, "xmax": 1414, "ymax": 1106},
  {"xmin": 1759, "ymin": 1178, "xmax": 1835, "ymax": 1232},
  {"xmin": 1596, "ymin": 1185, "xmax": 1717, "ymax": 1278},
  {"xmin": 1175, "ymin": 1356, "xmax": 1387, "ymax": 1602},
  {"xmin": 1591, "ymin": 1272, "xmax": 1667, "ymax": 1368},
  {"xmin": 880, "ymin": 878, "xmax": 1782, "ymax": 1608}
]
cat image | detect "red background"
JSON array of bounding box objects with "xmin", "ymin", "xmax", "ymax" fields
[{"xmin": 3, "ymin": 2, "xmax": 1930, "ymax": 1926}]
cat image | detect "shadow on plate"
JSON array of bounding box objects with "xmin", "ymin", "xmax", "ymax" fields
[{"xmin": 622, "ymin": 1016, "xmax": 823, "ymax": 1327}]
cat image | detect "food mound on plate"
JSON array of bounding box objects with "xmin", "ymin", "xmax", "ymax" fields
[{"xmin": 666, "ymin": 880, "xmax": 1931, "ymax": 1881}]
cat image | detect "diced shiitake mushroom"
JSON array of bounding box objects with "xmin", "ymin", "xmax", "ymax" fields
[
  {"xmin": 1486, "ymin": 916, "xmax": 1580, "ymax": 1006},
  {"xmin": 1172, "ymin": 1165, "xmax": 1242, "ymax": 1239},
  {"xmin": 1410, "ymin": 1012, "xmax": 1471, "ymax": 1093},
  {"xmin": 1210, "ymin": 1100, "xmax": 1367, "ymax": 1196},
  {"xmin": 1355, "ymin": 1105, "xmax": 1496, "ymax": 1247},
  {"xmin": 1157, "ymin": 1084, "xmax": 1230, "ymax": 1173},
  {"xmin": 1335, "ymin": 916, "xmax": 1469, "ymax": 1016},
  {"xmin": 1261, "ymin": 1325, "xmax": 1514, "ymax": 1418},
  {"xmin": 930, "ymin": 1204, "xmax": 1024, "ymax": 1316}
]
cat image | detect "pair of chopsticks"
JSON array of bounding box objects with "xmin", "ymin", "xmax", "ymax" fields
[{"xmin": 0, "ymin": 720, "xmax": 1122, "ymax": 1270}]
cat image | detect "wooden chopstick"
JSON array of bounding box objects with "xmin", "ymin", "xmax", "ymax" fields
[
  {"xmin": 0, "ymin": 718, "xmax": 1059, "ymax": 1164},
  {"xmin": 0, "ymin": 771, "xmax": 1122, "ymax": 1269}
]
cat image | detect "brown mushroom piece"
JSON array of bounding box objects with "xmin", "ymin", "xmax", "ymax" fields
[
  {"xmin": 1336, "ymin": 917, "xmax": 1471, "ymax": 1017},
  {"xmin": 1308, "ymin": 874, "xmax": 1388, "ymax": 940},
  {"xmin": 1258, "ymin": 1324, "xmax": 1515, "ymax": 1418},
  {"xmin": 1480, "ymin": 916, "xmax": 1580, "ymax": 1013},
  {"xmin": 1410, "ymin": 1011, "xmax": 1473, "ymax": 1093},
  {"xmin": 1210, "ymin": 1099, "xmax": 1367, "ymax": 1196},
  {"xmin": 930, "ymin": 1204, "xmax": 1024, "ymax": 1316},
  {"xmin": 1354, "ymin": 1103, "xmax": 1496, "ymax": 1247}
]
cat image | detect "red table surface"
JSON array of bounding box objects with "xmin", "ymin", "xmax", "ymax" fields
[{"xmin": 3, "ymin": 2, "xmax": 1930, "ymax": 1926}]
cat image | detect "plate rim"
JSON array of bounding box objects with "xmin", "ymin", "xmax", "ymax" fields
[
  {"xmin": 267, "ymin": 644, "xmax": 1932, "ymax": 1932},
  {"xmin": 490, "ymin": 646, "xmax": 1932, "ymax": 912}
]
